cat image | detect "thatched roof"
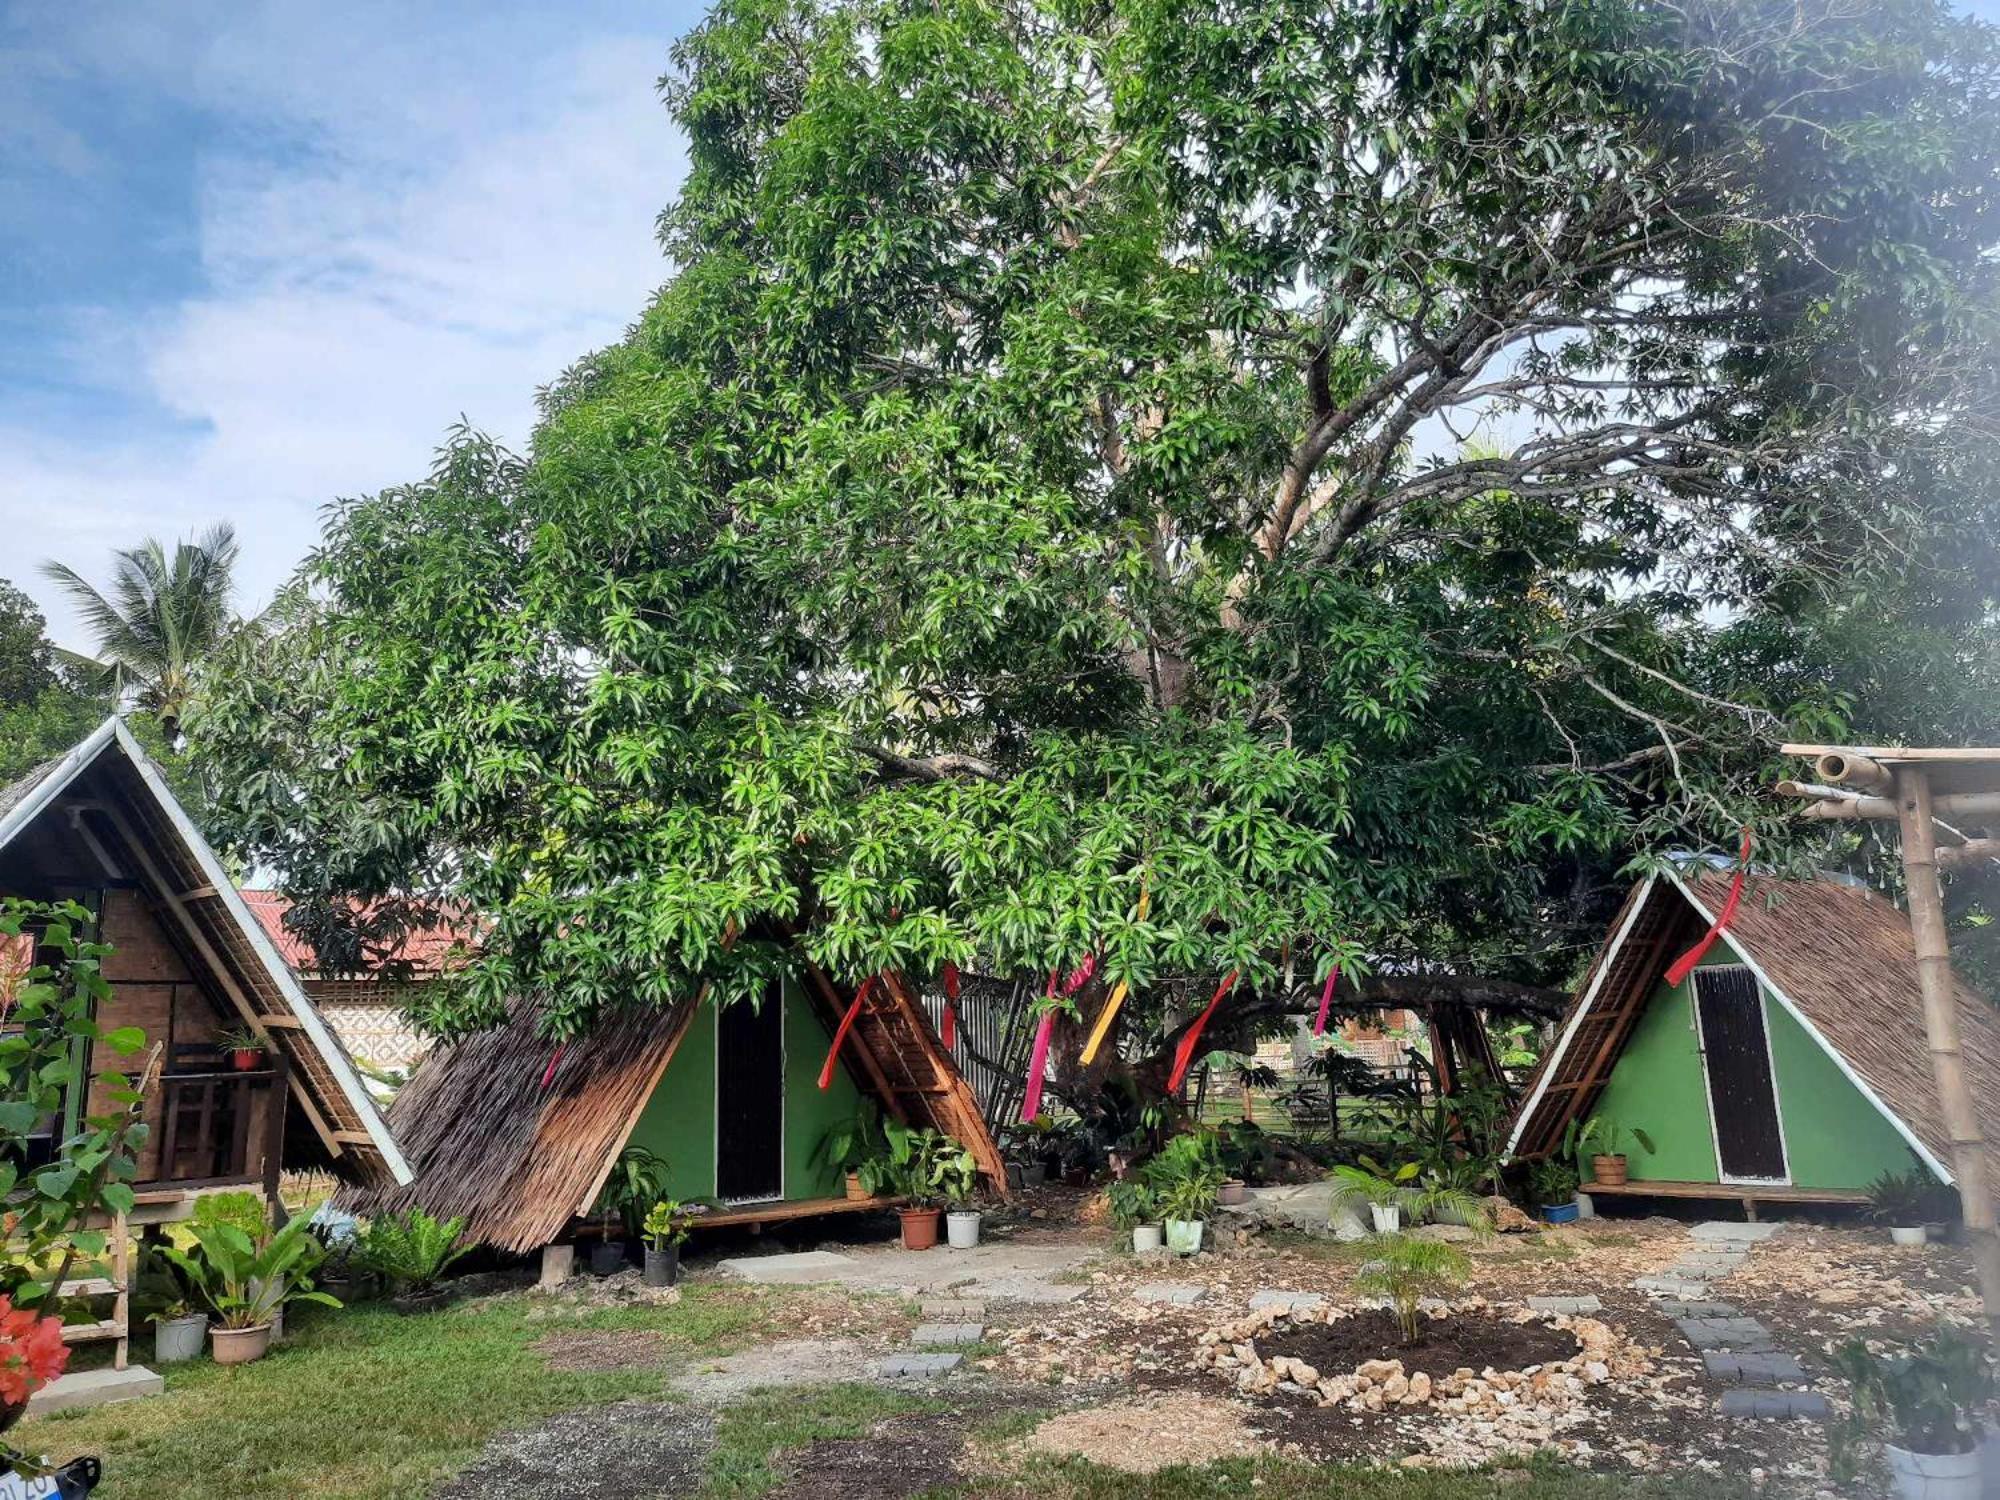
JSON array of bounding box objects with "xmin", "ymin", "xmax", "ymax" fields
[
  {"xmin": 337, "ymin": 997, "xmax": 696, "ymax": 1253},
  {"xmin": 0, "ymin": 718, "xmax": 409, "ymax": 1185},
  {"xmin": 340, "ymin": 963, "xmax": 1007, "ymax": 1254},
  {"xmin": 1508, "ymin": 867, "xmax": 2000, "ymax": 1185}
]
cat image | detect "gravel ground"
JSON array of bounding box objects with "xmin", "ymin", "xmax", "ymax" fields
[{"xmin": 432, "ymin": 1401, "xmax": 716, "ymax": 1499}]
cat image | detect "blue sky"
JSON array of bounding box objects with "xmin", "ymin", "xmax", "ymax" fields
[{"xmin": 2, "ymin": 1, "xmax": 702, "ymax": 649}]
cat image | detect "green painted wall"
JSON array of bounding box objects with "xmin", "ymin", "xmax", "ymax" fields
[
  {"xmin": 1763, "ymin": 999, "xmax": 1919, "ymax": 1190},
  {"xmin": 1580, "ymin": 940, "xmax": 1929, "ymax": 1191},
  {"xmin": 622, "ymin": 979, "xmax": 864, "ymax": 1203},
  {"xmin": 1586, "ymin": 970, "xmax": 1722, "ymax": 1183}
]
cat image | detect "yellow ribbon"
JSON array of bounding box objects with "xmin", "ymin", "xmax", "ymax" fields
[{"xmin": 1080, "ymin": 883, "xmax": 1151, "ymax": 1065}]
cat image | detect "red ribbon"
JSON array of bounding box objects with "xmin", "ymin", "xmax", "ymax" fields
[
  {"xmin": 941, "ymin": 962, "xmax": 960, "ymax": 1051},
  {"xmin": 819, "ymin": 975, "xmax": 877, "ymax": 1090},
  {"xmin": 539, "ymin": 1043, "xmax": 566, "ymax": 1091},
  {"xmin": 1167, "ymin": 969, "xmax": 1239, "ymax": 1093},
  {"xmin": 1020, "ymin": 969, "xmax": 1060, "ymax": 1122},
  {"xmin": 1664, "ymin": 829, "xmax": 1755, "ymax": 988},
  {"xmin": 1312, "ymin": 963, "xmax": 1341, "ymax": 1037}
]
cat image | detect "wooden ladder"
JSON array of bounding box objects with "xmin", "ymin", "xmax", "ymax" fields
[{"xmin": 54, "ymin": 1210, "xmax": 131, "ymax": 1371}]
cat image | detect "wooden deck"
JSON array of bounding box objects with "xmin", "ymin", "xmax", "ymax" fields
[
  {"xmin": 1582, "ymin": 1178, "xmax": 1869, "ymax": 1220},
  {"xmin": 691, "ymin": 1194, "xmax": 904, "ymax": 1230}
]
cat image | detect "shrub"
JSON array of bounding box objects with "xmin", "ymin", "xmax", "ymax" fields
[
  {"xmin": 357, "ymin": 1208, "xmax": 471, "ymax": 1294},
  {"xmin": 1354, "ymin": 1235, "xmax": 1472, "ymax": 1345}
]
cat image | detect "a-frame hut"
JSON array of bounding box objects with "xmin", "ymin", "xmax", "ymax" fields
[
  {"xmin": 1507, "ymin": 865, "xmax": 2000, "ymax": 1215},
  {"xmin": 340, "ymin": 966, "xmax": 1006, "ymax": 1254}
]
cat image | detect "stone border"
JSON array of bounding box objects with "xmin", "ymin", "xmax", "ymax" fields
[{"xmin": 1195, "ymin": 1298, "xmax": 1653, "ymax": 1419}]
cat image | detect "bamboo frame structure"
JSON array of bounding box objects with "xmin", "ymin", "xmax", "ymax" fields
[{"xmin": 1779, "ymin": 744, "xmax": 2000, "ymax": 1347}]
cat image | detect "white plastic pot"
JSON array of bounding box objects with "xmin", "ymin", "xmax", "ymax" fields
[
  {"xmin": 1131, "ymin": 1224, "xmax": 1164, "ymax": 1253},
  {"xmin": 1890, "ymin": 1225, "xmax": 1929, "ymax": 1248},
  {"xmin": 154, "ymin": 1313, "xmax": 208, "ymax": 1364},
  {"xmin": 1164, "ymin": 1218, "xmax": 1204, "ymax": 1255},
  {"xmin": 1885, "ymin": 1442, "xmax": 1982, "ymax": 1500},
  {"xmin": 946, "ymin": 1210, "xmax": 981, "ymax": 1249},
  {"xmin": 1369, "ymin": 1203, "xmax": 1402, "ymax": 1235}
]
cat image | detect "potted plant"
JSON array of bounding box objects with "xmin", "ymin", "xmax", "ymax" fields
[
  {"xmin": 881, "ymin": 1122, "xmax": 953, "ymax": 1249},
  {"xmin": 1144, "ymin": 1133, "xmax": 1224, "ymax": 1255},
  {"xmin": 640, "ymin": 1199, "xmax": 699, "ymax": 1286},
  {"xmin": 162, "ymin": 1216, "xmax": 340, "ymax": 1365},
  {"xmin": 1329, "ymin": 1158, "xmax": 1418, "ymax": 1234},
  {"xmin": 938, "ymin": 1145, "xmax": 983, "ymax": 1249},
  {"xmin": 218, "ymin": 1025, "xmax": 268, "ymax": 1072},
  {"xmin": 1525, "ymin": 1157, "xmax": 1583, "ymax": 1222},
  {"xmin": 1106, "ymin": 1177, "xmax": 1163, "ymax": 1253},
  {"xmin": 817, "ymin": 1105, "xmax": 886, "ymax": 1201},
  {"xmin": 1574, "ymin": 1115, "xmax": 1655, "ymax": 1188},
  {"xmin": 1867, "ymin": 1164, "xmax": 1946, "ymax": 1248},
  {"xmin": 590, "ymin": 1145, "xmax": 670, "ymax": 1274},
  {"xmin": 150, "ymin": 1296, "xmax": 209, "ymax": 1364},
  {"xmin": 356, "ymin": 1207, "xmax": 472, "ymax": 1312},
  {"xmin": 1834, "ymin": 1328, "xmax": 1994, "ymax": 1500}
]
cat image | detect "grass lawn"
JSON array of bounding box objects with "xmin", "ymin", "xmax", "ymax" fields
[
  {"xmin": 15, "ymin": 1284, "xmax": 772, "ymax": 1500},
  {"xmin": 14, "ymin": 1291, "xmax": 1767, "ymax": 1500}
]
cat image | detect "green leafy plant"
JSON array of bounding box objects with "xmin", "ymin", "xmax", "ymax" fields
[
  {"xmin": 1330, "ymin": 1156, "xmax": 1490, "ymax": 1231},
  {"xmin": 936, "ymin": 1145, "xmax": 980, "ymax": 1208},
  {"xmin": 1142, "ymin": 1132, "xmax": 1224, "ymax": 1224},
  {"xmin": 1355, "ymin": 1235, "xmax": 1473, "ymax": 1345},
  {"xmin": 1574, "ymin": 1116, "xmax": 1655, "ymax": 1162},
  {"xmin": 1105, "ymin": 1177, "xmax": 1160, "ymax": 1231},
  {"xmin": 0, "ymin": 899, "xmax": 154, "ymax": 1312},
  {"xmin": 1864, "ymin": 1160, "xmax": 1953, "ymax": 1226},
  {"xmin": 1525, "ymin": 1156, "xmax": 1581, "ymax": 1206},
  {"xmin": 816, "ymin": 1103, "xmax": 885, "ymax": 1177},
  {"xmin": 160, "ymin": 1215, "xmax": 340, "ymax": 1330},
  {"xmin": 641, "ymin": 1199, "xmax": 697, "ymax": 1251},
  {"xmin": 1833, "ymin": 1326, "xmax": 1994, "ymax": 1456},
  {"xmin": 595, "ymin": 1146, "xmax": 672, "ymax": 1240},
  {"xmin": 216, "ymin": 1026, "xmax": 267, "ymax": 1057},
  {"xmin": 356, "ymin": 1208, "xmax": 471, "ymax": 1294},
  {"xmin": 191, "ymin": 1190, "xmax": 271, "ymax": 1241},
  {"xmin": 877, "ymin": 1123, "xmax": 966, "ymax": 1207}
]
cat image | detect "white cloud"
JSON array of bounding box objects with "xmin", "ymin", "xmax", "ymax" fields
[{"xmin": 1, "ymin": 6, "xmax": 687, "ymax": 650}]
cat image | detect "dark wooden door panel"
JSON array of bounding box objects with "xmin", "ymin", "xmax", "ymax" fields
[
  {"xmin": 1694, "ymin": 966, "xmax": 1788, "ymax": 1182},
  {"xmin": 716, "ymin": 984, "xmax": 785, "ymax": 1202}
]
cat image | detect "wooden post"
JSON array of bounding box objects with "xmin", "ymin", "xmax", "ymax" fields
[{"xmin": 1894, "ymin": 766, "xmax": 2000, "ymax": 1346}]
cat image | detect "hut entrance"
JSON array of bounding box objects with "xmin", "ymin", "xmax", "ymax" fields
[
  {"xmin": 716, "ymin": 985, "xmax": 785, "ymax": 1203},
  {"xmin": 1692, "ymin": 966, "xmax": 1788, "ymax": 1184}
]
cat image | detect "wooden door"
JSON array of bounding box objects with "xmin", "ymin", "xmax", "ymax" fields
[
  {"xmin": 1693, "ymin": 966, "xmax": 1789, "ymax": 1183},
  {"xmin": 715, "ymin": 984, "xmax": 785, "ymax": 1203}
]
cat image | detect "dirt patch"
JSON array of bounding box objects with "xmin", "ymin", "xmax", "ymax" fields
[
  {"xmin": 765, "ymin": 1411, "xmax": 965, "ymax": 1500},
  {"xmin": 1257, "ymin": 1308, "xmax": 1579, "ymax": 1383},
  {"xmin": 434, "ymin": 1400, "xmax": 714, "ymax": 1498},
  {"xmin": 532, "ymin": 1328, "xmax": 674, "ymax": 1373},
  {"xmin": 1018, "ymin": 1392, "xmax": 1271, "ymax": 1473}
]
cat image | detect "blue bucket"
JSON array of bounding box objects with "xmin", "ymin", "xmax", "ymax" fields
[{"xmin": 1541, "ymin": 1201, "xmax": 1582, "ymax": 1224}]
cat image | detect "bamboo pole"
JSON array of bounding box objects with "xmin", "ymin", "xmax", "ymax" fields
[
  {"xmin": 1816, "ymin": 751, "xmax": 1892, "ymax": 791},
  {"xmin": 1799, "ymin": 791, "xmax": 2000, "ymax": 821},
  {"xmin": 1893, "ymin": 767, "xmax": 2000, "ymax": 1348}
]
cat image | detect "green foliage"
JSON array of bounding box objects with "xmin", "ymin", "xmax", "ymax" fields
[
  {"xmin": 1833, "ymin": 1326, "xmax": 1994, "ymax": 1456},
  {"xmin": 188, "ymin": 0, "xmax": 2000, "ymax": 1081},
  {"xmin": 593, "ymin": 1146, "xmax": 672, "ymax": 1239},
  {"xmin": 1142, "ymin": 1130, "xmax": 1225, "ymax": 1222},
  {"xmin": 814, "ymin": 1102, "xmax": 885, "ymax": 1175},
  {"xmin": 1864, "ymin": 1161, "xmax": 1953, "ymax": 1226},
  {"xmin": 1104, "ymin": 1176, "xmax": 1161, "ymax": 1231},
  {"xmin": 640, "ymin": 1199, "xmax": 696, "ymax": 1251},
  {"xmin": 43, "ymin": 524, "xmax": 242, "ymax": 736},
  {"xmin": 1525, "ymin": 1157, "xmax": 1581, "ymax": 1207},
  {"xmin": 1355, "ymin": 1235, "xmax": 1474, "ymax": 1345},
  {"xmin": 0, "ymin": 899, "xmax": 152, "ymax": 1309},
  {"xmin": 191, "ymin": 1190, "xmax": 272, "ymax": 1241},
  {"xmin": 160, "ymin": 1215, "xmax": 340, "ymax": 1330},
  {"xmin": 874, "ymin": 1122, "xmax": 966, "ymax": 1207},
  {"xmin": 0, "ymin": 580, "xmax": 56, "ymax": 707},
  {"xmin": 1574, "ymin": 1116, "xmax": 1655, "ymax": 1162},
  {"xmin": 355, "ymin": 1208, "xmax": 472, "ymax": 1294}
]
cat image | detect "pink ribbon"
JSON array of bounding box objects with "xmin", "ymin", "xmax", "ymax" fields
[
  {"xmin": 1020, "ymin": 969, "xmax": 1060, "ymax": 1122},
  {"xmin": 1312, "ymin": 963, "xmax": 1341, "ymax": 1037}
]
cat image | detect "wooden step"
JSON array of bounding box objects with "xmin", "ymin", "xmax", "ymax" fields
[
  {"xmin": 60, "ymin": 1320, "xmax": 124, "ymax": 1345},
  {"xmin": 56, "ymin": 1277, "xmax": 119, "ymax": 1298}
]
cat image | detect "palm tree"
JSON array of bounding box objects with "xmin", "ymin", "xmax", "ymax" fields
[{"xmin": 41, "ymin": 524, "xmax": 240, "ymax": 737}]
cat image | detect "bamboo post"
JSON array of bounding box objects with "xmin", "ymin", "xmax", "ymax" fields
[{"xmin": 1893, "ymin": 766, "xmax": 2000, "ymax": 1347}]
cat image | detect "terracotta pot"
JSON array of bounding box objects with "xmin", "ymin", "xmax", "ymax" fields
[
  {"xmin": 844, "ymin": 1169, "xmax": 869, "ymax": 1202},
  {"xmin": 1217, "ymin": 1179, "xmax": 1248, "ymax": 1206},
  {"xmin": 232, "ymin": 1048, "xmax": 264, "ymax": 1072},
  {"xmin": 1590, "ymin": 1154, "xmax": 1628, "ymax": 1187},
  {"xmin": 898, "ymin": 1206, "xmax": 943, "ymax": 1251},
  {"xmin": 211, "ymin": 1323, "xmax": 274, "ymax": 1365}
]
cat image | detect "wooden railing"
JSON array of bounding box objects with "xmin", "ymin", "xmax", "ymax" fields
[{"xmin": 148, "ymin": 1055, "xmax": 289, "ymax": 1198}]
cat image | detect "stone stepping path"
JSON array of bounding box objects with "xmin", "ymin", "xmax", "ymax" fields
[
  {"xmin": 1627, "ymin": 1224, "xmax": 1827, "ymax": 1419},
  {"xmin": 1133, "ymin": 1283, "xmax": 1205, "ymax": 1305},
  {"xmin": 1248, "ymin": 1289, "xmax": 1324, "ymax": 1313},
  {"xmin": 910, "ymin": 1323, "xmax": 984, "ymax": 1347},
  {"xmin": 876, "ymin": 1300, "xmax": 986, "ymax": 1378},
  {"xmin": 1527, "ymin": 1295, "xmax": 1601, "ymax": 1315}
]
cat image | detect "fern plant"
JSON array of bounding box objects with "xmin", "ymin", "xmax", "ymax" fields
[
  {"xmin": 357, "ymin": 1208, "xmax": 471, "ymax": 1294},
  {"xmin": 1354, "ymin": 1235, "xmax": 1472, "ymax": 1345}
]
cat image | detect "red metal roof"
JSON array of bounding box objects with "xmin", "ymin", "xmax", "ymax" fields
[{"xmin": 238, "ymin": 890, "xmax": 474, "ymax": 977}]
